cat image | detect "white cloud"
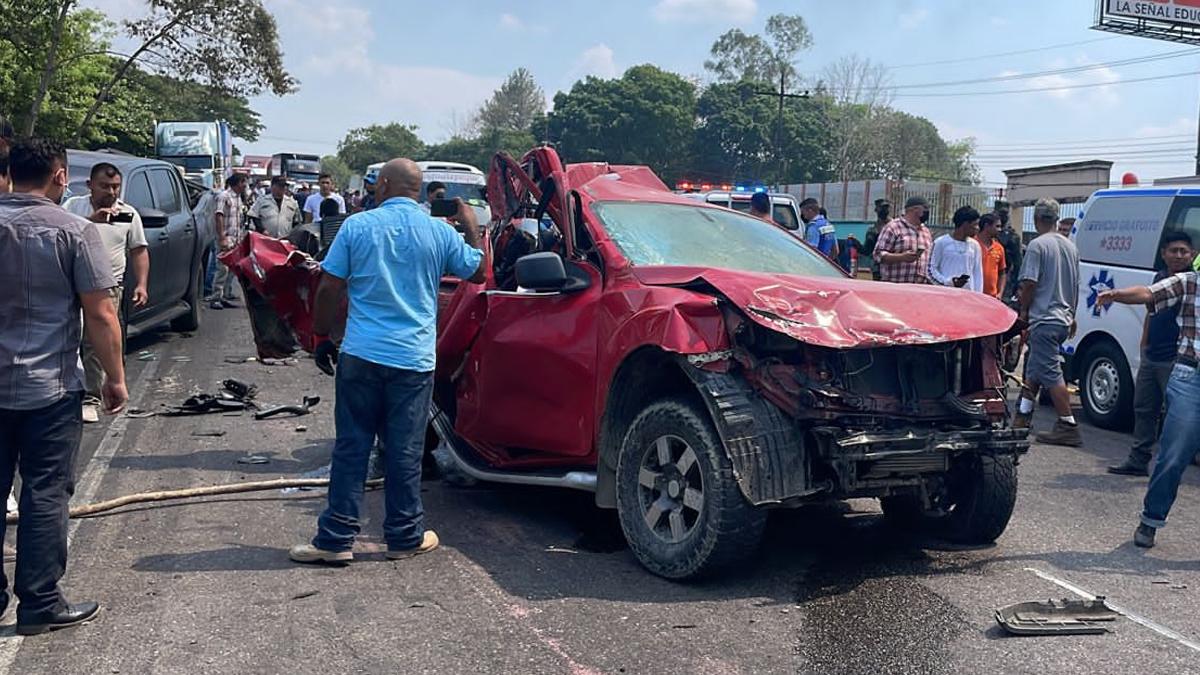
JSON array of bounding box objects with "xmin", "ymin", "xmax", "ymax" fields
[
  {"xmin": 652, "ymin": 0, "xmax": 757, "ymax": 25},
  {"xmin": 1133, "ymin": 117, "xmax": 1195, "ymax": 138},
  {"xmin": 1027, "ymin": 59, "xmax": 1121, "ymax": 105},
  {"xmin": 499, "ymin": 13, "xmax": 523, "ymax": 30},
  {"xmin": 899, "ymin": 7, "xmax": 929, "ymax": 30},
  {"xmin": 572, "ymin": 44, "xmax": 619, "ymax": 80}
]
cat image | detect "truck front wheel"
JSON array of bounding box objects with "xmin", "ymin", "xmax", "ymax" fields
[
  {"xmin": 941, "ymin": 454, "xmax": 1018, "ymax": 544},
  {"xmin": 881, "ymin": 454, "xmax": 1018, "ymax": 545},
  {"xmin": 616, "ymin": 398, "xmax": 766, "ymax": 580}
]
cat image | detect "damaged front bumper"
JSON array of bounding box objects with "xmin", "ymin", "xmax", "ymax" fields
[
  {"xmin": 812, "ymin": 426, "xmax": 1030, "ymax": 495},
  {"xmin": 817, "ymin": 427, "xmax": 1030, "ymax": 458}
]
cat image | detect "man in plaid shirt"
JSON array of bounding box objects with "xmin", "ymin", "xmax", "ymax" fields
[
  {"xmin": 1098, "ymin": 267, "xmax": 1200, "ymax": 549},
  {"xmin": 872, "ymin": 196, "xmax": 933, "ymax": 284}
]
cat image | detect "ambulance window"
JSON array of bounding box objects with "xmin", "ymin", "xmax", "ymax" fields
[
  {"xmin": 1076, "ymin": 196, "xmax": 1171, "ymax": 269},
  {"xmin": 1157, "ymin": 197, "xmax": 1200, "ymax": 270}
]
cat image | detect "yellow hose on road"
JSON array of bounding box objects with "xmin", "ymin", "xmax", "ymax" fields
[{"xmin": 4, "ymin": 477, "xmax": 384, "ymax": 524}]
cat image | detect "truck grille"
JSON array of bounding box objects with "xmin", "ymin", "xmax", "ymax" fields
[{"xmin": 860, "ymin": 453, "xmax": 949, "ymax": 479}]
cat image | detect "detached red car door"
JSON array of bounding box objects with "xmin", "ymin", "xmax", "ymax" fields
[{"xmin": 452, "ymin": 152, "xmax": 602, "ymax": 463}]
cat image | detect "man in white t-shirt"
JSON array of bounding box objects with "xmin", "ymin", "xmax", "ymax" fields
[
  {"xmin": 302, "ymin": 173, "xmax": 346, "ymax": 224},
  {"xmin": 62, "ymin": 162, "xmax": 149, "ymax": 423},
  {"xmin": 929, "ymin": 205, "xmax": 984, "ymax": 293}
]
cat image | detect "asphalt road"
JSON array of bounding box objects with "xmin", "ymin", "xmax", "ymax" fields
[{"xmin": 2, "ymin": 304, "xmax": 1200, "ymax": 674}]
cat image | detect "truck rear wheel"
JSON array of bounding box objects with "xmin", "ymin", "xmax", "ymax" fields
[
  {"xmin": 1079, "ymin": 340, "xmax": 1133, "ymax": 431},
  {"xmin": 616, "ymin": 398, "xmax": 766, "ymax": 580}
]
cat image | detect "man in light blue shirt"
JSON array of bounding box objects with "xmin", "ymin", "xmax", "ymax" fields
[
  {"xmin": 800, "ymin": 198, "xmax": 839, "ymax": 260},
  {"xmin": 290, "ymin": 158, "xmax": 484, "ymax": 565}
]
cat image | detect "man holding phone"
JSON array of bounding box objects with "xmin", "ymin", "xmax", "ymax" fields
[
  {"xmin": 63, "ymin": 162, "xmax": 149, "ymax": 424},
  {"xmin": 873, "ymin": 195, "xmax": 934, "ymax": 284},
  {"xmin": 290, "ymin": 158, "xmax": 484, "ymax": 566},
  {"xmin": 929, "ymin": 206, "xmax": 984, "ymax": 292}
]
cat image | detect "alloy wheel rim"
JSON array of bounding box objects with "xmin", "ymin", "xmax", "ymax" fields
[{"xmin": 637, "ymin": 435, "xmax": 705, "ymax": 544}]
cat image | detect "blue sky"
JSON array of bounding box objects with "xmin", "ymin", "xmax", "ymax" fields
[{"xmin": 89, "ymin": 0, "xmax": 1200, "ymax": 186}]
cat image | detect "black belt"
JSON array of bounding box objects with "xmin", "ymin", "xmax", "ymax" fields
[{"xmin": 1179, "ymin": 355, "xmax": 1199, "ymax": 368}]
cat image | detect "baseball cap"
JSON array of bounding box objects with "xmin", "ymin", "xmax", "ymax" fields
[{"xmin": 904, "ymin": 195, "xmax": 929, "ymax": 210}]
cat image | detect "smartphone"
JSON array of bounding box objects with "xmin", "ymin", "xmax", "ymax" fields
[
  {"xmin": 110, "ymin": 211, "xmax": 134, "ymax": 223},
  {"xmin": 429, "ymin": 198, "xmax": 458, "ymax": 218}
]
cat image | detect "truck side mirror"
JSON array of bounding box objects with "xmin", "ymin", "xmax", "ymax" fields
[{"xmin": 514, "ymin": 252, "xmax": 568, "ymax": 292}]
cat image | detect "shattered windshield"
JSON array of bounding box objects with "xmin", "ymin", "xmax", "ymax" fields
[{"xmin": 593, "ymin": 201, "xmax": 844, "ymax": 277}]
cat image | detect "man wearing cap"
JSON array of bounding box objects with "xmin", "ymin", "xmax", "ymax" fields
[
  {"xmin": 872, "ymin": 196, "xmax": 934, "ymax": 284},
  {"xmin": 360, "ymin": 174, "xmax": 378, "ymax": 211},
  {"xmin": 1014, "ymin": 198, "xmax": 1083, "ymax": 447},
  {"xmin": 996, "ymin": 199, "xmax": 1023, "ymax": 302},
  {"xmin": 248, "ymin": 176, "xmax": 302, "ymax": 238},
  {"xmin": 863, "ymin": 198, "xmax": 890, "ymax": 280}
]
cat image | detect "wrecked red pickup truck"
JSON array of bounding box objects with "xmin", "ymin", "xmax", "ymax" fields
[{"xmin": 231, "ymin": 146, "xmax": 1029, "ymax": 580}]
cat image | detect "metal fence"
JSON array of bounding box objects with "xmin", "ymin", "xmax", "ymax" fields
[{"xmin": 779, "ymin": 178, "xmax": 1003, "ymax": 228}]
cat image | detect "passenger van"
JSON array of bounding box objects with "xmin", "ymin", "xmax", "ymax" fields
[{"xmin": 1066, "ymin": 186, "xmax": 1200, "ymax": 429}]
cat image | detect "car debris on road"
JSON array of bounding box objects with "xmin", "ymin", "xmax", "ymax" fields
[{"xmin": 995, "ymin": 597, "xmax": 1120, "ymax": 636}]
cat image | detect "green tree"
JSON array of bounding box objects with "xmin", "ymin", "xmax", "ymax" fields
[
  {"xmin": 704, "ymin": 14, "xmax": 813, "ymax": 86},
  {"xmin": 425, "ymin": 128, "xmax": 537, "ymax": 171},
  {"xmin": 93, "ymin": 67, "xmax": 264, "ymax": 155},
  {"xmin": 692, "ymin": 80, "xmax": 833, "ymax": 185},
  {"xmin": 476, "ymin": 68, "xmax": 545, "ymax": 133},
  {"xmin": 320, "ymin": 155, "xmax": 353, "ymax": 189},
  {"xmin": 547, "ymin": 64, "xmax": 696, "ymax": 183},
  {"xmin": 336, "ymin": 123, "xmax": 425, "ymax": 171},
  {"xmin": 72, "ymin": 0, "xmax": 295, "ymax": 142},
  {"xmin": 0, "ymin": 5, "xmax": 112, "ymax": 142}
]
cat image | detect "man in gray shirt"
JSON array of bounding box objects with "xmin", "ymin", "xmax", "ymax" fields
[
  {"xmin": 0, "ymin": 139, "xmax": 127, "ymax": 635},
  {"xmin": 1015, "ymin": 198, "xmax": 1083, "ymax": 447}
]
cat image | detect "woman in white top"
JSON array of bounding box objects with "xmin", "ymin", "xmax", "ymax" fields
[{"xmin": 929, "ymin": 205, "xmax": 984, "ymax": 292}]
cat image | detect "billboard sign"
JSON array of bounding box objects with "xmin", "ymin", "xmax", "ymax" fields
[
  {"xmin": 1106, "ymin": 0, "xmax": 1200, "ymax": 27},
  {"xmin": 1096, "ymin": 0, "xmax": 1200, "ymax": 43}
]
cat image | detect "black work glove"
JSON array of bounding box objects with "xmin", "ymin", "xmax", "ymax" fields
[{"xmin": 314, "ymin": 339, "xmax": 338, "ymax": 376}]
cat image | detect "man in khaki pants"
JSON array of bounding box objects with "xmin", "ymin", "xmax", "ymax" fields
[{"xmin": 63, "ymin": 162, "xmax": 149, "ymax": 423}]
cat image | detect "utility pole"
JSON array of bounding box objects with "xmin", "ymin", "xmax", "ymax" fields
[
  {"xmin": 1195, "ymin": 82, "xmax": 1200, "ymax": 176},
  {"xmin": 756, "ymin": 73, "xmax": 809, "ymax": 189}
]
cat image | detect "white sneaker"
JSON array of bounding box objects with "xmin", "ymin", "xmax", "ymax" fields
[{"xmin": 82, "ymin": 402, "xmax": 100, "ymax": 424}]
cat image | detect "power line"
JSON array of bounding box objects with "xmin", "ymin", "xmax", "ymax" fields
[
  {"xmin": 975, "ymin": 135, "xmax": 1193, "ymax": 149},
  {"xmin": 973, "ymin": 148, "xmax": 1200, "ymax": 160},
  {"xmin": 892, "ymin": 71, "xmax": 1198, "ymax": 97},
  {"xmin": 884, "ymin": 48, "xmax": 1200, "ymax": 91},
  {"xmin": 885, "ymin": 37, "xmax": 1119, "ymax": 70}
]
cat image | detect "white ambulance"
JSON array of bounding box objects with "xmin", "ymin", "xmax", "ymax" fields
[{"xmin": 1065, "ymin": 186, "xmax": 1200, "ymax": 429}]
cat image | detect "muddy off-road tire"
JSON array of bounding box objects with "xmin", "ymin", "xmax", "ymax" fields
[
  {"xmin": 615, "ymin": 398, "xmax": 766, "ymax": 580},
  {"xmin": 943, "ymin": 454, "xmax": 1018, "ymax": 544},
  {"xmin": 881, "ymin": 454, "xmax": 1018, "ymax": 545}
]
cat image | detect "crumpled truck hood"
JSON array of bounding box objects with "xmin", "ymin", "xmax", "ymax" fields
[{"xmin": 631, "ymin": 267, "xmax": 1017, "ymax": 349}]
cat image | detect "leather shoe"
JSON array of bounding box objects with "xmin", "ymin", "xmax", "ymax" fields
[
  {"xmin": 16, "ymin": 601, "xmax": 101, "ymax": 636},
  {"xmin": 1107, "ymin": 460, "xmax": 1149, "ymax": 477}
]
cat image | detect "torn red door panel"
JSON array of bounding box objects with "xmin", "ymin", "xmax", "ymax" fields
[
  {"xmin": 221, "ymin": 233, "xmax": 332, "ymax": 358},
  {"xmin": 630, "ymin": 266, "xmax": 1017, "ymax": 349}
]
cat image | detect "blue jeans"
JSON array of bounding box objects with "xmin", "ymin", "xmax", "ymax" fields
[
  {"xmin": 313, "ymin": 353, "xmax": 433, "ymax": 552},
  {"xmin": 203, "ymin": 242, "xmax": 217, "ymax": 297},
  {"xmin": 0, "ymin": 392, "xmax": 82, "ymax": 622},
  {"xmin": 1141, "ymin": 363, "xmax": 1200, "ymax": 528}
]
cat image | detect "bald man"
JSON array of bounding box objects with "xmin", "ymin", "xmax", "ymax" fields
[{"xmin": 290, "ymin": 158, "xmax": 485, "ymax": 565}]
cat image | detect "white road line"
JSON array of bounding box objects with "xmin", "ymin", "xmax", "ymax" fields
[
  {"xmin": 0, "ymin": 357, "xmax": 162, "ymax": 673},
  {"xmin": 1025, "ymin": 567, "xmax": 1200, "ymax": 654}
]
